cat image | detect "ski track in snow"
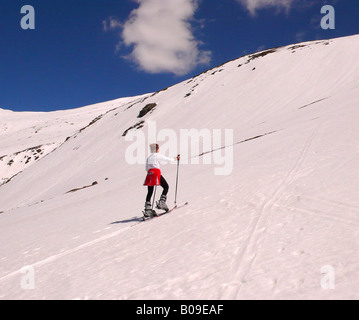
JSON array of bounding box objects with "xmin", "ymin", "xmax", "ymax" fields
[
  {"xmin": 300, "ymin": 195, "xmax": 359, "ymax": 213},
  {"xmin": 0, "ymin": 221, "xmax": 140, "ymax": 284},
  {"xmin": 0, "ymin": 206, "xmax": 182, "ymax": 286},
  {"xmin": 221, "ymin": 127, "xmax": 319, "ymax": 299},
  {"xmin": 276, "ymin": 204, "xmax": 359, "ymax": 227}
]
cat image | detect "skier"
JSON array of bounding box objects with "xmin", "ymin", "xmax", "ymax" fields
[{"xmin": 143, "ymin": 143, "xmax": 180, "ymax": 217}]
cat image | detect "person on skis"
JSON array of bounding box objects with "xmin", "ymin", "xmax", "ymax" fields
[{"xmin": 143, "ymin": 143, "xmax": 180, "ymax": 217}]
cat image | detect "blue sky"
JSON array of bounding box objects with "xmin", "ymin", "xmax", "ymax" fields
[{"xmin": 0, "ymin": 0, "xmax": 358, "ymax": 112}]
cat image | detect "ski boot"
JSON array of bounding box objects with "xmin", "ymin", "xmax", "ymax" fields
[
  {"xmin": 156, "ymin": 195, "xmax": 169, "ymax": 212},
  {"xmin": 143, "ymin": 201, "xmax": 157, "ymax": 219}
]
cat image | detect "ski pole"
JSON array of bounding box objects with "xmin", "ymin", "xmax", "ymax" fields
[{"xmin": 174, "ymin": 154, "xmax": 180, "ymax": 205}]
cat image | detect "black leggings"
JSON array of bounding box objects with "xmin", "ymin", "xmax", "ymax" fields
[{"xmin": 146, "ymin": 176, "xmax": 169, "ymax": 202}]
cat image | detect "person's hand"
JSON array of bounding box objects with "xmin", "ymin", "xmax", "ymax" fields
[{"xmin": 176, "ymin": 155, "xmax": 181, "ymax": 161}]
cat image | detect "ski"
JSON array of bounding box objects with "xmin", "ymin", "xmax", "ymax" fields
[
  {"xmin": 141, "ymin": 209, "xmax": 158, "ymax": 221},
  {"xmin": 169, "ymin": 201, "xmax": 189, "ymax": 213},
  {"xmin": 142, "ymin": 202, "xmax": 188, "ymax": 221}
]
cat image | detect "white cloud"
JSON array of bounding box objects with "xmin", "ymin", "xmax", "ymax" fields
[
  {"xmin": 103, "ymin": 17, "xmax": 122, "ymax": 31},
  {"xmin": 236, "ymin": 0, "xmax": 295, "ymax": 15},
  {"xmin": 115, "ymin": 0, "xmax": 211, "ymax": 75}
]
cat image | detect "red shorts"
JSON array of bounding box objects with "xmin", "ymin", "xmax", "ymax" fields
[{"xmin": 143, "ymin": 168, "xmax": 161, "ymax": 186}]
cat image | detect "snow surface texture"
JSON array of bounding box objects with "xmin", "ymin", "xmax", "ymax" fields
[{"xmin": 0, "ymin": 34, "xmax": 359, "ymax": 299}]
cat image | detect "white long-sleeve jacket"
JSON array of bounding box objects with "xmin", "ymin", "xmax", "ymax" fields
[{"xmin": 146, "ymin": 153, "xmax": 175, "ymax": 172}]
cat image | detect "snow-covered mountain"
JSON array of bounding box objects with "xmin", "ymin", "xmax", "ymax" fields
[
  {"xmin": 0, "ymin": 34, "xmax": 358, "ymax": 299},
  {"xmin": 0, "ymin": 95, "xmax": 150, "ymax": 185}
]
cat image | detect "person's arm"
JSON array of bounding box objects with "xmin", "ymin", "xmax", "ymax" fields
[{"xmin": 157, "ymin": 154, "xmax": 179, "ymax": 164}]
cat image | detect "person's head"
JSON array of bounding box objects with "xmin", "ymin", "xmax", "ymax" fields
[{"xmin": 150, "ymin": 143, "xmax": 159, "ymax": 153}]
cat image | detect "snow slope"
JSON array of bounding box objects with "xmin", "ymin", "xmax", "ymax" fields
[
  {"xmin": 0, "ymin": 34, "xmax": 359, "ymax": 299},
  {"xmin": 0, "ymin": 95, "xmax": 149, "ymax": 185}
]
